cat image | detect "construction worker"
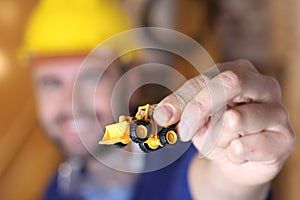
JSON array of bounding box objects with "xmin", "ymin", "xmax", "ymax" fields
[
  {"xmin": 21, "ymin": 0, "xmax": 140, "ymax": 199},
  {"xmin": 20, "ymin": 0, "xmax": 295, "ymax": 199}
]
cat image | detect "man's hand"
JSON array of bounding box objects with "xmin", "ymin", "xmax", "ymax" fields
[{"xmin": 153, "ymin": 59, "xmax": 296, "ymax": 199}]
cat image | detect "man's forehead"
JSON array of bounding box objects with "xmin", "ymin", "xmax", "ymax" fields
[{"xmin": 31, "ymin": 54, "xmax": 117, "ymax": 72}]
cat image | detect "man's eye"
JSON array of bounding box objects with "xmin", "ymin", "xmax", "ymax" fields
[
  {"xmin": 79, "ymin": 74, "xmax": 100, "ymax": 86},
  {"xmin": 38, "ymin": 79, "xmax": 62, "ymax": 90}
]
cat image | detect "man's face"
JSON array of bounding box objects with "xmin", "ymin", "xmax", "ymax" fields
[{"xmin": 31, "ymin": 56, "xmax": 120, "ymax": 156}]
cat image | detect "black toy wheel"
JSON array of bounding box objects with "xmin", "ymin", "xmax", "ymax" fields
[
  {"xmin": 159, "ymin": 127, "xmax": 178, "ymax": 146},
  {"xmin": 138, "ymin": 142, "xmax": 157, "ymax": 153},
  {"xmin": 130, "ymin": 120, "xmax": 151, "ymax": 143},
  {"xmin": 113, "ymin": 142, "xmax": 128, "ymax": 149}
]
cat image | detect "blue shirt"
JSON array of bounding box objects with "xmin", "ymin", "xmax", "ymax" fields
[{"xmin": 44, "ymin": 145, "xmax": 272, "ymax": 200}]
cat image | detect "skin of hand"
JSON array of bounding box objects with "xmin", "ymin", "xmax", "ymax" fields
[{"xmin": 153, "ymin": 59, "xmax": 296, "ymax": 199}]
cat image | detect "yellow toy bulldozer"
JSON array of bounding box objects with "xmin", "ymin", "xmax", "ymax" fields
[{"xmin": 99, "ymin": 104, "xmax": 178, "ymax": 152}]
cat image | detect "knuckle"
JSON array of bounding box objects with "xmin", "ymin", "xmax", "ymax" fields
[
  {"xmin": 234, "ymin": 58, "xmax": 258, "ymax": 72},
  {"xmin": 195, "ymin": 98, "xmax": 209, "ymax": 114},
  {"xmin": 221, "ymin": 70, "xmax": 242, "ymax": 92},
  {"xmin": 267, "ymin": 76, "xmax": 282, "ymax": 99},
  {"xmin": 224, "ymin": 109, "xmax": 242, "ymax": 132},
  {"xmin": 174, "ymin": 76, "xmax": 209, "ymax": 108},
  {"xmin": 186, "ymin": 76, "xmax": 206, "ymax": 94},
  {"xmin": 172, "ymin": 92, "xmax": 187, "ymax": 111},
  {"xmin": 195, "ymin": 75, "xmax": 209, "ymax": 88},
  {"xmin": 229, "ymin": 139, "xmax": 245, "ymax": 159},
  {"xmin": 175, "ymin": 89, "xmax": 189, "ymax": 103},
  {"xmin": 274, "ymin": 105, "xmax": 289, "ymax": 122},
  {"xmin": 235, "ymin": 58, "xmax": 251, "ymax": 65},
  {"xmin": 283, "ymin": 127, "xmax": 296, "ymax": 153},
  {"xmin": 194, "ymin": 92, "xmax": 212, "ymax": 113},
  {"xmin": 274, "ymin": 123, "xmax": 296, "ymax": 157}
]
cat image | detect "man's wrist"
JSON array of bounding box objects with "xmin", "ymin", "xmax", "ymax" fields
[{"xmin": 188, "ymin": 155, "xmax": 271, "ymax": 200}]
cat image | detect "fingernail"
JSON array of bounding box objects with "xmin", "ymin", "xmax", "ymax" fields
[
  {"xmin": 154, "ymin": 104, "xmax": 174, "ymax": 125},
  {"xmin": 179, "ymin": 121, "xmax": 190, "ymax": 141}
]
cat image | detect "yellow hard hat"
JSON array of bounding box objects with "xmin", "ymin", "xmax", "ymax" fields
[{"xmin": 20, "ymin": 0, "xmax": 134, "ymax": 62}]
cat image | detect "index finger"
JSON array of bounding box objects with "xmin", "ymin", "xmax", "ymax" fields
[
  {"xmin": 153, "ymin": 61, "xmax": 224, "ymax": 127},
  {"xmin": 153, "ymin": 72, "xmax": 213, "ymax": 127},
  {"xmin": 154, "ymin": 59, "xmax": 281, "ymax": 139}
]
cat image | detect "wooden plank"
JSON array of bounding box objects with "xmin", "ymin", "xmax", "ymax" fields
[
  {"xmin": 0, "ymin": 125, "xmax": 62, "ymax": 200},
  {"xmin": 0, "ymin": 98, "xmax": 36, "ymax": 176}
]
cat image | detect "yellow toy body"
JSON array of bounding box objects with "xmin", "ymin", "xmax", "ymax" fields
[{"xmin": 99, "ymin": 104, "xmax": 178, "ymax": 152}]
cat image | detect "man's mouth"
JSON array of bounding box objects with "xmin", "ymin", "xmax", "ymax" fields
[{"xmin": 59, "ymin": 118, "xmax": 94, "ymax": 136}]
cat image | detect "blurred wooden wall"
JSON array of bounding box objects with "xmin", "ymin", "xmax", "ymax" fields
[
  {"xmin": 0, "ymin": 0, "xmax": 62, "ymax": 199},
  {"xmin": 269, "ymin": 0, "xmax": 300, "ymax": 199}
]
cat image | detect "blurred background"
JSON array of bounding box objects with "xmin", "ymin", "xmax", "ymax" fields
[{"xmin": 0, "ymin": 0, "xmax": 299, "ymax": 199}]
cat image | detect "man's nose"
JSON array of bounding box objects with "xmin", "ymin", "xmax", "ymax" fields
[
  {"xmin": 71, "ymin": 85, "xmax": 94, "ymax": 113},
  {"xmin": 62, "ymin": 87, "xmax": 75, "ymax": 114}
]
